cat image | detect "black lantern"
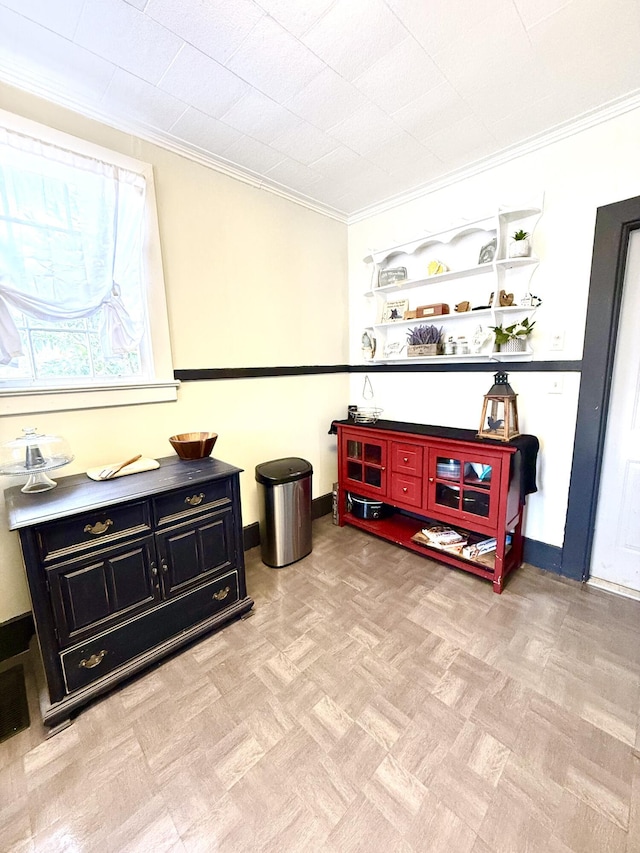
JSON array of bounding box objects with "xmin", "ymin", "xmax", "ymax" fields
[{"xmin": 478, "ymin": 372, "xmax": 520, "ymax": 441}]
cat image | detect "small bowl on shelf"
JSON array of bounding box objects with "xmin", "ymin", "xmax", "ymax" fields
[{"xmin": 169, "ymin": 432, "xmax": 218, "ymax": 460}]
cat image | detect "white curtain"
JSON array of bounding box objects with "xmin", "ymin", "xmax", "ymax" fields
[{"xmin": 0, "ymin": 126, "xmax": 146, "ymax": 365}]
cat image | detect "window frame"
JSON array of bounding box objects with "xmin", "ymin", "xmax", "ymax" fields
[{"xmin": 0, "ymin": 108, "xmax": 178, "ymax": 415}]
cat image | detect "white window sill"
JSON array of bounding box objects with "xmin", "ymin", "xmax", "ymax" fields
[{"xmin": 0, "ymin": 381, "xmax": 180, "ymax": 417}]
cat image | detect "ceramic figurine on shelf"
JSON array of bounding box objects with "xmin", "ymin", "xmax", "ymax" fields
[{"xmin": 361, "ymin": 330, "xmax": 376, "ymax": 360}]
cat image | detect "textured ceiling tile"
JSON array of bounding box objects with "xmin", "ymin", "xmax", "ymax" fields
[
  {"xmin": 158, "ymin": 44, "xmax": 250, "ymax": 118},
  {"xmin": 226, "ymin": 15, "xmax": 325, "ymax": 102},
  {"xmin": 253, "ymin": 0, "xmax": 336, "ymax": 38},
  {"xmin": 0, "ymin": 0, "xmax": 84, "ymax": 39},
  {"xmin": 385, "ymin": 0, "xmax": 512, "ymax": 54},
  {"xmin": 221, "ymin": 134, "xmax": 285, "ymax": 174},
  {"xmin": 168, "ymin": 107, "xmax": 243, "ymax": 152},
  {"xmin": 309, "ymin": 145, "xmax": 362, "ymax": 177},
  {"xmin": 513, "ymin": 0, "xmax": 575, "ymax": 30},
  {"xmin": 464, "ymin": 59, "xmax": 556, "ymax": 126},
  {"xmin": 73, "ymin": 0, "xmax": 183, "ymax": 85},
  {"xmin": 433, "ymin": 5, "xmax": 534, "ymax": 98},
  {"xmin": 391, "ymin": 84, "xmax": 472, "ymax": 141},
  {"xmin": 101, "ymin": 67, "xmax": 187, "ymax": 130},
  {"xmin": 220, "ymin": 89, "xmax": 301, "ymax": 144},
  {"xmin": 0, "ymin": 6, "xmax": 116, "ymax": 102},
  {"xmin": 365, "ymin": 132, "xmax": 441, "ymax": 174},
  {"xmin": 269, "ymin": 120, "xmax": 338, "ymax": 165},
  {"xmin": 489, "ymin": 93, "xmax": 574, "ymax": 148},
  {"xmin": 123, "ymin": 0, "xmax": 147, "ymax": 8},
  {"xmin": 327, "ymin": 102, "xmax": 403, "ymax": 156},
  {"xmin": 353, "ymin": 37, "xmax": 446, "ymax": 113},
  {"xmin": 263, "ymin": 157, "xmax": 323, "ymax": 190},
  {"xmin": 422, "ymin": 115, "xmax": 498, "ymax": 165},
  {"xmin": 302, "ymin": 0, "xmax": 408, "ymax": 81},
  {"xmin": 528, "ymin": 0, "xmax": 640, "ymax": 111},
  {"xmin": 145, "ymin": 0, "xmax": 264, "ymax": 65},
  {"xmin": 285, "ymin": 67, "xmax": 367, "ymax": 130},
  {"xmin": 384, "ymin": 155, "xmax": 444, "ymax": 190}
]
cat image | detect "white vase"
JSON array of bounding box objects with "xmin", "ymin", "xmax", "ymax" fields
[{"xmin": 509, "ymin": 238, "xmax": 530, "ymax": 258}]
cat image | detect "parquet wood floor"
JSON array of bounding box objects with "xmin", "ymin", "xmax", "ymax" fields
[{"xmin": 1, "ymin": 515, "xmax": 639, "ymax": 852}]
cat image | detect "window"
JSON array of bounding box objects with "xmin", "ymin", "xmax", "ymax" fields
[{"xmin": 0, "ymin": 109, "xmax": 177, "ymax": 413}]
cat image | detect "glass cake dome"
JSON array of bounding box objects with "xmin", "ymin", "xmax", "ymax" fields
[{"xmin": 0, "ymin": 427, "xmax": 74, "ymax": 493}]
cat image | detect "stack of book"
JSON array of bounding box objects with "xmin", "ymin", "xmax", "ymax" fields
[{"xmin": 420, "ymin": 525, "xmax": 468, "ymax": 554}]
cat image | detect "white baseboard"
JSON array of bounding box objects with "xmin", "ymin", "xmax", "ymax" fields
[{"xmin": 587, "ymin": 576, "xmax": 640, "ymax": 601}]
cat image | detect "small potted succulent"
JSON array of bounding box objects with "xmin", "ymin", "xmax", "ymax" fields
[
  {"xmin": 406, "ymin": 324, "xmax": 442, "ymax": 357},
  {"xmin": 490, "ymin": 317, "xmax": 535, "ymax": 353},
  {"xmin": 508, "ymin": 229, "xmax": 531, "ymax": 258}
]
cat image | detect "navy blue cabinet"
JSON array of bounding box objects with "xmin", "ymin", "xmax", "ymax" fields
[{"xmin": 5, "ymin": 456, "xmax": 253, "ymax": 732}]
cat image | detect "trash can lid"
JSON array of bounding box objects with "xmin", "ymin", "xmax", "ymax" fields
[{"xmin": 255, "ymin": 457, "xmax": 313, "ymax": 485}]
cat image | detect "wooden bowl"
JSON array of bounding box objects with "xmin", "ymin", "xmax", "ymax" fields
[{"xmin": 169, "ymin": 432, "xmax": 218, "ymax": 460}]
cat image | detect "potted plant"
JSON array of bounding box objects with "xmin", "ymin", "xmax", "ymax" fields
[
  {"xmin": 490, "ymin": 317, "xmax": 535, "ymax": 353},
  {"xmin": 509, "ymin": 229, "xmax": 531, "ymax": 258},
  {"xmin": 406, "ymin": 324, "xmax": 442, "ymax": 357}
]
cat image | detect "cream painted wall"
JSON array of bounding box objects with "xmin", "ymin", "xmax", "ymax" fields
[
  {"xmin": 0, "ymin": 84, "xmax": 348, "ymax": 623},
  {"xmin": 348, "ymin": 107, "xmax": 640, "ymax": 551}
]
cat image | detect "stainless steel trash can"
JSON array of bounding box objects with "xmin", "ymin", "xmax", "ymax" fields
[{"xmin": 255, "ymin": 457, "xmax": 312, "ymax": 568}]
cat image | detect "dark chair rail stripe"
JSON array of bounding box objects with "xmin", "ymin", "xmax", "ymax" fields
[{"xmin": 175, "ymin": 360, "xmax": 581, "ymax": 381}]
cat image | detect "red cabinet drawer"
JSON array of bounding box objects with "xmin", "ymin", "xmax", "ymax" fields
[
  {"xmin": 390, "ymin": 474, "xmax": 423, "ymax": 508},
  {"xmin": 391, "ymin": 442, "xmax": 423, "ymax": 476}
]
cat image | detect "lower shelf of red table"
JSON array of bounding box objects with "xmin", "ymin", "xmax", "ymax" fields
[{"xmin": 341, "ymin": 510, "xmax": 518, "ymax": 588}]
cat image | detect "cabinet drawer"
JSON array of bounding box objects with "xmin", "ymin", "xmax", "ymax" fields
[
  {"xmin": 61, "ymin": 570, "xmax": 240, "ymax": 693},
  {"xmin": 390, "ymin": 474, "xmax": 423, "ymax": 508},
  {"xmin": 391, "ymin": 442, "xmax": 423, "ymax": 476},
  {"xmin": 153, "ymin": 479, "xmax": 232, "ymax": 526},
  {"xmin": 36, "ymin": 501, "xmax": 151, "ymax": 563}
]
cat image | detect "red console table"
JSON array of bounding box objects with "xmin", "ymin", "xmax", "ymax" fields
[{"xmin": 332, "ymin": 419, "xmax": 538, "ymax": 593}]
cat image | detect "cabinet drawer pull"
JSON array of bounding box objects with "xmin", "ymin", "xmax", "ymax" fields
[
  {"xmin": 83, "ymin": 519, "xmax": 113, "ymax": 536},
  {"xmin": 402, "ymin": 487, "xmax": 408, "ymax": 492},
  {"xmin": 429, "ymin": 477, "xmax": 434, "ymax": 483},
  {"xmin": 185, "ymin": 493, "xmax": 205, "ymax": 507},
  {"xmin": 79, "ymin": 649, "xmax": 108, "ymax": 669},
  {"xmin": 403, "ymin": 457, "xmax": 409, "ymax": 463},
  {"xmin": 212, "ymin": 586, "xmax": 230, "ymax": 601}
]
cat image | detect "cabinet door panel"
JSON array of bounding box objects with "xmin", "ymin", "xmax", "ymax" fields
[
  {"xmin": 427, "ymin": 447, "xmax": 501, "ymax": 530},
  {"xmin": 340, "ymin": 430, "xmax": 387, "ymax": 498},
  {"xmin": 157, "ymin": 508, "xmax": 235, "ymax": 598},
  {"xmin": 48, "ymin": 536, "xmax": 158, "ymax": 647}
]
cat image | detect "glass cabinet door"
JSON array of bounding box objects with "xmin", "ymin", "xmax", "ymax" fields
[
  {"xmin": 429, "ymin": 451, "xmax": 499, "ymax": 527},
  {"xmin": 343, "ymin": 434, "xmax": 386, "ymax": 493}
]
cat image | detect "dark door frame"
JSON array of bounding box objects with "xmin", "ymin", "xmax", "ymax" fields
[{"xmin": 561, "ymin": 194, "xmax": 640, "ymax": 580}]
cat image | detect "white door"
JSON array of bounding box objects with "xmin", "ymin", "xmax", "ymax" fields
[{"xmin": 590, "ymin": 229, "xmax": 640, "ymax": 594}]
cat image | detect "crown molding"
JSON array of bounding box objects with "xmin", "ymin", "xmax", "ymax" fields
[
  {"xmin": 347, "ymin": 90, "xmax": 640, "ymax": 224},
  {"xmin": 0, "ymin": 66, "xmax": 348, "ymax": 224}
]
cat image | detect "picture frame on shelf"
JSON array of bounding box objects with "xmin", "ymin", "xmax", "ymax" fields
[{"xmin": 381, "ymin": 299, "xmax": 409, "ymax": 323}]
